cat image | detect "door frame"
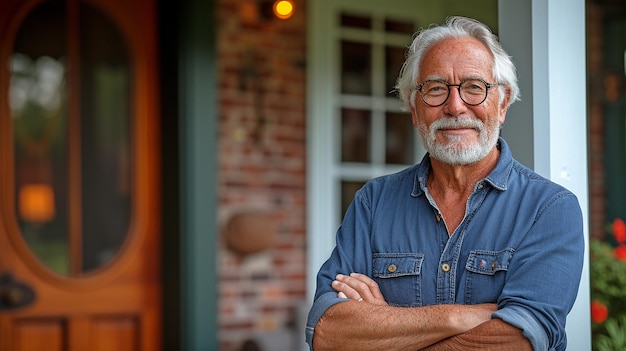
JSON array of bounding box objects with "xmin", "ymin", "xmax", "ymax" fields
[{"xmin": 158, "ymin": 0, "xmax": 219, "ymax": 349}]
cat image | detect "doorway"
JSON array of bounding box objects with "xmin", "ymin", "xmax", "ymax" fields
[{"xmin": 0, "ymin": 0, "xmax": 161, "ymax": 350}]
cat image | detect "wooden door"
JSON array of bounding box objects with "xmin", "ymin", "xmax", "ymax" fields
[{"xmin": 0, "ymin": 0, "xmax": 161, "ymax": 350}]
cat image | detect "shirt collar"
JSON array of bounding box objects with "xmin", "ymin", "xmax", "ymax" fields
[{"xmin": 412, "ymin": 137, "xmax": 513, "ymax": 197}]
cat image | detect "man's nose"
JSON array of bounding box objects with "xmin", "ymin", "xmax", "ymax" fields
[{"xmin": 443, "ymin": 86, "xmax": 467, "ymax": 114}]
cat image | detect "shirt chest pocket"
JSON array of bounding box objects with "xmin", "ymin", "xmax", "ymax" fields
[
  {"xmin": 372, "ymin": 253, "xmax": 423, "ymax": 307},
  {"xmin": 463, "ymin": 248, "xmax": 514, "ymax": 304}
]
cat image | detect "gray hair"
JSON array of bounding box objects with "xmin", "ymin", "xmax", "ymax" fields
[{"xmin": 395, "ymin": 16, "xmax": 520, "ymax": 111}]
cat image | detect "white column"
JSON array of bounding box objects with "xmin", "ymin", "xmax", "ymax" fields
[{"xmin": 499, "ymin": 0, "xmax": 591, "ymax": 350}]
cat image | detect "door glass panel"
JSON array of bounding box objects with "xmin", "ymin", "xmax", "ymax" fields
[
  {"xmin": 10, "ymin": 1, "xmax": 132, "ymax": 275},
  {"xmin": 79, "ymin": 3, "xmax": 132, "ymax": 272},
  {"xmin": 341, "ymin": 108, "xmax": 371, "ymax": 163},
  {"xmin": 11, "ymin": 1, "xmax": 69, "ymax": 275},
  {"xmin": 341, "ymin": 41, "xmax": 371, "ymax": 95},
  {"xmin": 386, "ymin": 112, "xmax": 415, "ymax": 165}
]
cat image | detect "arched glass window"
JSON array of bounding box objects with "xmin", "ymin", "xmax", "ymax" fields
[{"xmin": 10, "ymin": 0, "xmax": 132, "ymax": 276}]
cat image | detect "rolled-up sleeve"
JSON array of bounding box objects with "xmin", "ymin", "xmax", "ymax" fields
[
  {"xmin": 492, "ymin": 305, "xmax": 549, "ymax": 351},
  {"xmin": 305, "ymin": 187, "xmax": 375, "ymax": 350},
  {"xmin": 494, "ymin": 191, "xmax": 584, "ymax": 351},
  {"xmin": 305, "ymin": 292, "xmax": 346, "ymax": 349}
]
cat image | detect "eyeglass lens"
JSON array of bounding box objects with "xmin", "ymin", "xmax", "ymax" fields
[{"xmin": 419, "ymin": 79, "xmax": 489, "ymax": 107}]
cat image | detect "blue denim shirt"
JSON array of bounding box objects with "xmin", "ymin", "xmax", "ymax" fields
[{"xmin": 306, "ymin": 138, "xmax": 584, "ymax": 351}]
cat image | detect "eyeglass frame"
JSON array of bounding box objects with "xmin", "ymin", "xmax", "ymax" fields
[{"xmin": 415, "ymin": 78, "xmax": 500, "ymax": 107}]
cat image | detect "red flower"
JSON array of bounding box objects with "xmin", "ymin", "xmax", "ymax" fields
[
  {"xmin": 612, "ymin": 218, "xmax": 626, "ymax": 245},
  {"xmin": 614, "ymin": 245, "xmax": 626, "ymax": 261},
  {"xmin": 591, "ymin": 300, "xmax": 609, "ymax": 323}
]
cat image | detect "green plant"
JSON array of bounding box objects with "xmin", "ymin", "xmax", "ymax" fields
[
  {"xmin": 593, "ymin": 314, "xmax": 626, "ymax": 351},
  {"xmin": 590, "ymin": 218, "xmax": 626, "ymax": 350}
]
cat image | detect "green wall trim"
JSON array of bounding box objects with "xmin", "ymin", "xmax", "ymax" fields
[{"xmin": 180, "ymin": 0, "xmax": 218, "ymax": 349}]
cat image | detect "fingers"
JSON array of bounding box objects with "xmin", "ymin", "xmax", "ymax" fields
[
  {"xmin": 332, "ymin": 276, "xmax": 361, "ymax": 300},
  {"xmin": 347, "ymin": 273, "xmax": 385, "ymax": 301},
  {"xmin": 332, "ymin": 273, "xmax": 387, "ymax": 305}
]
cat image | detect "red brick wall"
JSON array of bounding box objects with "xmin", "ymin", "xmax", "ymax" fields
[
  {"xmin": 216, "ymin": 0, "xmax": 307, "ymax": 350},
  {"xmin": 587, "ymin": 1, "xmax": 607, "ymax": 241}
]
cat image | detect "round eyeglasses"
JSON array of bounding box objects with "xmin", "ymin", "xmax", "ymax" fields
[{"xmin": 415, "ymin": 79, "xmax": 499, "ymax": 107}]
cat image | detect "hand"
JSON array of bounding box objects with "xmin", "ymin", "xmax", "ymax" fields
[{"xmin": 332, "ymin": 273, "xmax": 387, "ymax": 306}]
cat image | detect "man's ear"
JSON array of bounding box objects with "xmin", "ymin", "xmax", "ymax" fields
[
  {"xmin": 498, "ymin": 87, "xmax": 512, "ymax": 124},
  {"xmin": 409, "ymin": 103, "xmax": 419, "ymax": 128}
]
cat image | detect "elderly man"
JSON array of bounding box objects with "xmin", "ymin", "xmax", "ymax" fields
[{"xmin": 305, "ymin": 16, "xmax": 584, "ymax": 351}]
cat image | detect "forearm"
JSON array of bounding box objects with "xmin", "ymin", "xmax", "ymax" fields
[
  {"xmin": 419, "ymin": 319, "xmax": 532, "ymax": 351},
  {"xmin": 312, "ymin": 301, "xmax": 495, "ymax": 351}
]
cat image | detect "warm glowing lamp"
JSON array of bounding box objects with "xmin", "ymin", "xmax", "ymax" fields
[
  {"xmin": 19, "ymin": 184, "xmax": 56, "ymax": 223},
  {"xmin": 273, "ymin": 0, "xmax": 294, "ymax": 20}
]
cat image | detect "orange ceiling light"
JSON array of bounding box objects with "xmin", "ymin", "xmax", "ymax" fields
[{"xmin": 273, "ymin": 0, "xmax": 294, "ymax": 20}]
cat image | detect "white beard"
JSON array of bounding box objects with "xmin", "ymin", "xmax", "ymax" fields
[{"xmin": 418, "ymin": 116, "xmax": 500, "ymax": 166}]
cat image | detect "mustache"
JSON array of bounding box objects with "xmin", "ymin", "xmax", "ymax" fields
[{"xmin": 430, "ymin": 116, "xmax": 483, "ymax": 131}]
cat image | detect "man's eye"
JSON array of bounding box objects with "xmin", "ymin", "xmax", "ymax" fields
[
  {"xmin": 463, "ymin": 81, "xmax": 486, "ymax": 94},
  {"xmin": 425, "ymin": 84, "xmax": 447, "ymax": 95}
]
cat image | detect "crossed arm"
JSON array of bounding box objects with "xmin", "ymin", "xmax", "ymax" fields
[{"xmin": 311, "ymin": 273, "xmax": 532, "ymax": 351}]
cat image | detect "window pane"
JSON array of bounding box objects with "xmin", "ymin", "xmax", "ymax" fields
[
  {"xmin": 340, "ymin": 13, "xmax": 372, "ymax": 29},
  {"xmin": 385, "ymin": 18, "xmax": 415, "ymax": 35},
  {"xmin": 341, "ymin": 41, "xmax": 371, "ymax": 95},
  {"xmin": 341, "ymin": 180, "xmax": 366, "ymax": 220},
  {"xmin": 385, "ymin": 45, "xmax": 407, "ymax": 96},
  {"xmin": 341, "ymin": 108, "xmax": 371, "ymax": 163},
  {"xmin": 11, "ymin": 1, "xmax": 70, "ymax": 275},
  {"xmin": 385, "ymin": 112, "xmax": 414, "ymax": 165},
  {"xmin": 80, "ymin": 3, "xmax": 132, "ymax": 272}
]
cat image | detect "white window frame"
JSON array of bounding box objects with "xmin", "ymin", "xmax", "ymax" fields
[{"xmin": 306, "ymin": 0, "xmax": 425, "ymax": 300}]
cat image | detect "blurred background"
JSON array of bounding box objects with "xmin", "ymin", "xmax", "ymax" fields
[{"xmin": 0, "ymin": 0, "xmax": 622, "ymax": 350}]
